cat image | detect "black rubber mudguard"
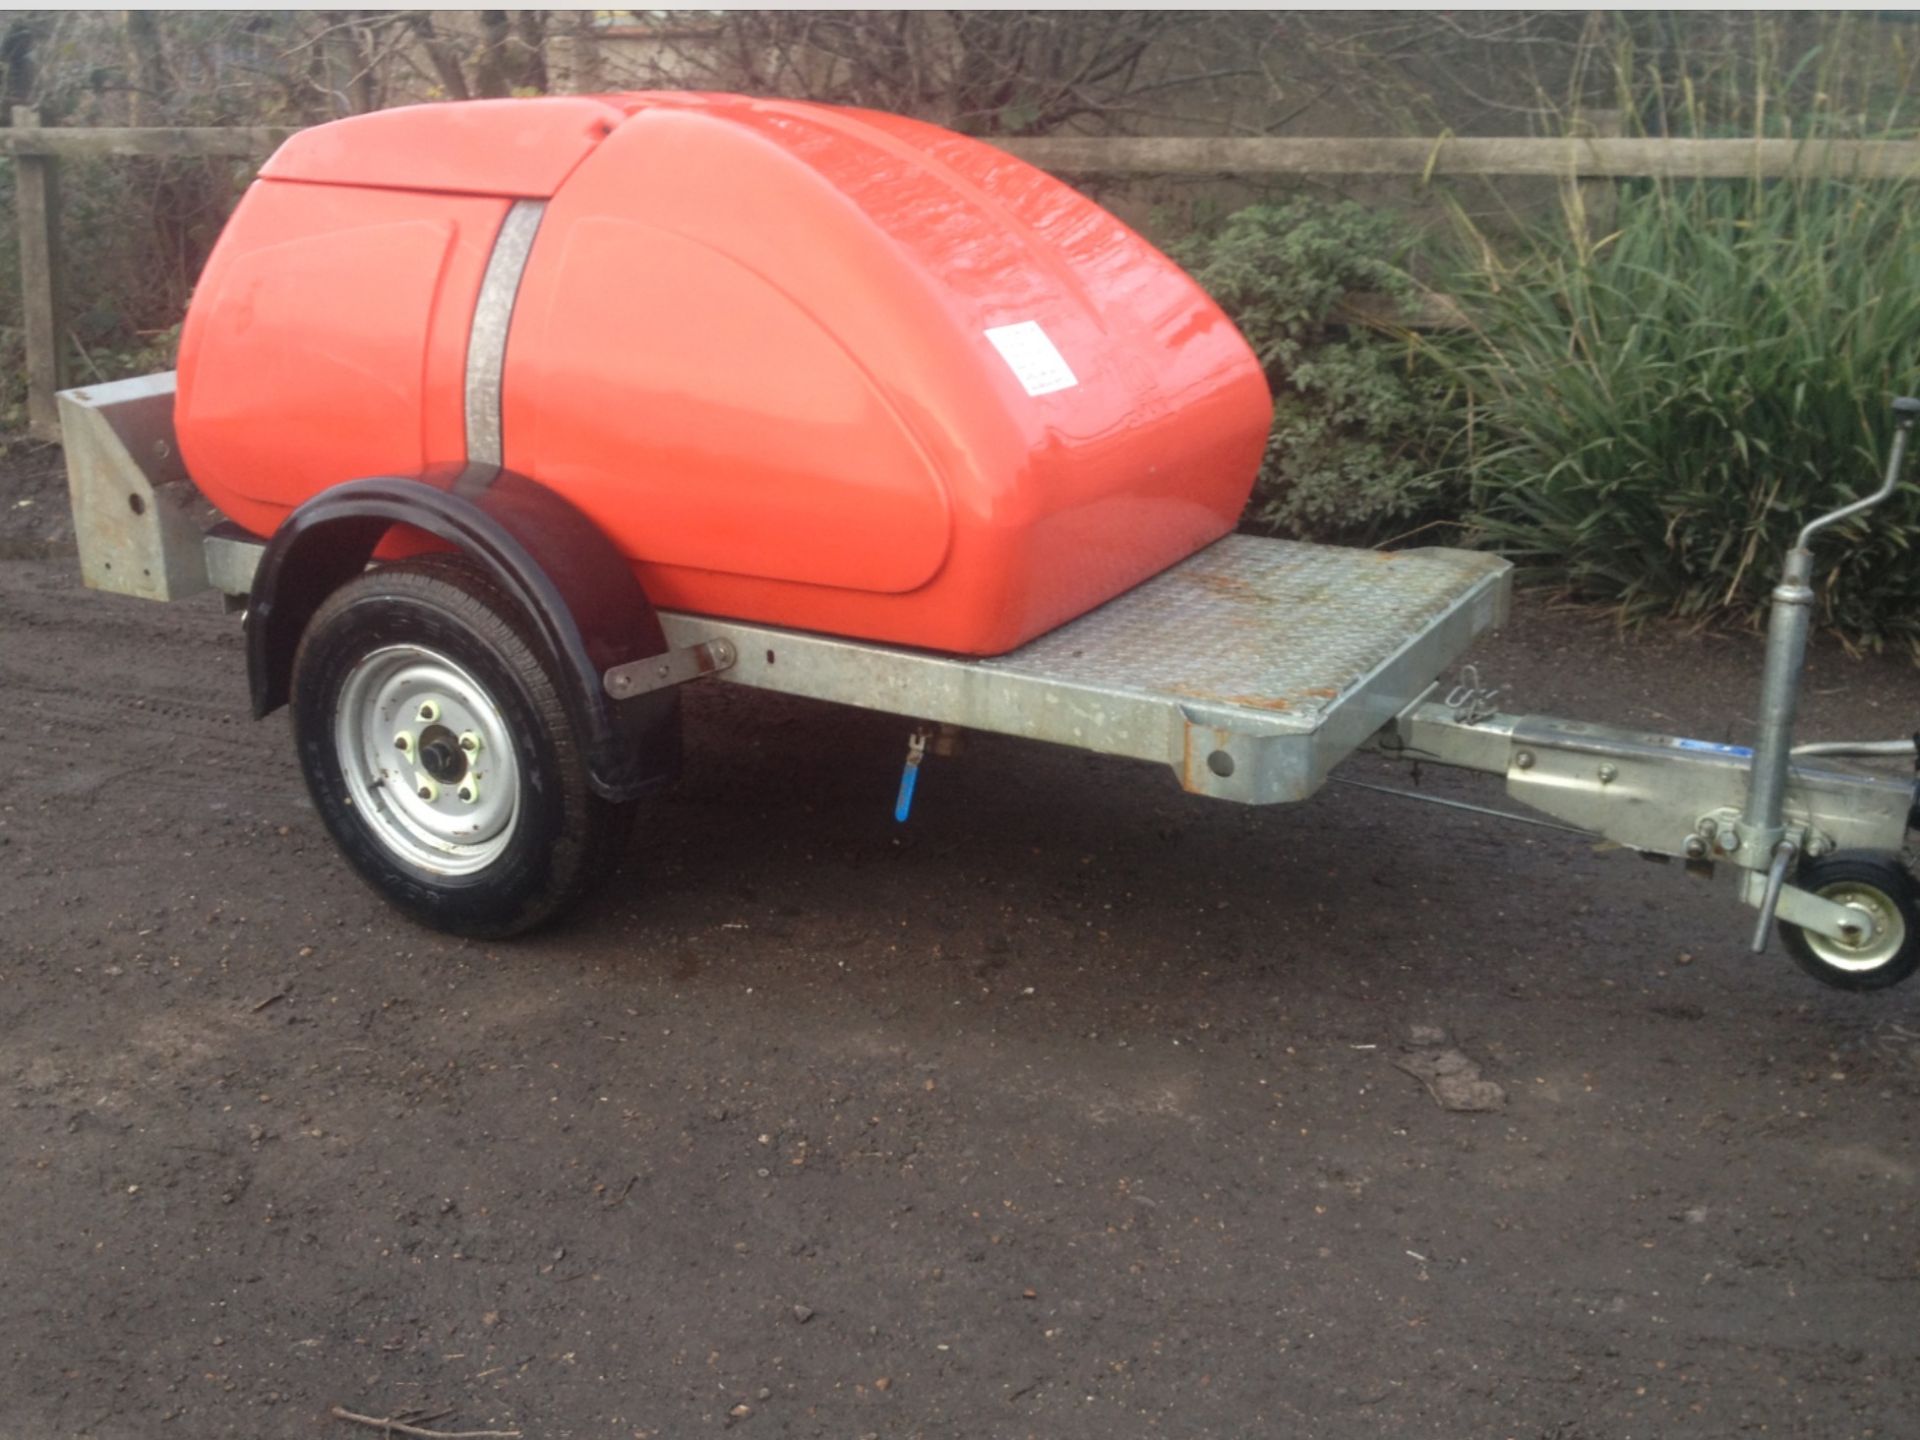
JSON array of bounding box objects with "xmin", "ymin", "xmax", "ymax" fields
[{"xmin": 245, "ymin": 466, "xmax": 680, "ymax": 802}]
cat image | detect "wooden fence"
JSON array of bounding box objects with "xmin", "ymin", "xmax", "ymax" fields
[{"xmin": 6, "ymin": 113, "xmax": 1920, "ymax": 442}]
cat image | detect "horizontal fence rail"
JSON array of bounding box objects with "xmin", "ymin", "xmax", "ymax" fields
[
  {"xmin": 8, "ymin": 122, "xmax": 1920, "ymax": 440},
  {"xmin": 996, "ymin": 134, "xmax": 1920, "ymax": 179},
  {"xmin": 8, "ymin": 126, "xmax": 1918, "ymax": 176},
  {"xmin": 0, "ymin": 124, "xmax": 296, "ymax": 159}
]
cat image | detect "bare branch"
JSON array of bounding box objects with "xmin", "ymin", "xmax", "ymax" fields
[{"xmin": 404, "ymin": 12, "xmax": 470, "ymax": 101}]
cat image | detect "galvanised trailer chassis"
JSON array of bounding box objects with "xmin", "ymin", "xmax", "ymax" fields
[{"xmin": 58, "ymin": 374, "xmax": 1920, "ymax": 988}]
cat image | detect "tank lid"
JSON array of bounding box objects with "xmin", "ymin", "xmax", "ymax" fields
[{"xmin": 259, "ymin": 97, "xmax": 649, "ymax": 197}]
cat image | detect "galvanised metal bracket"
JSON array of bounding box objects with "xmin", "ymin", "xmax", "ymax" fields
[
  {"xmin": 58, "ymin": 371, "xmax": 216, "ymax": 602},
  {"xmin": 1381, "ymin": 700, "xmax": 1911, "ymax": 863},
  {"xmin": 1373, "ymin": 695, "xmax": 1912, "ymax": 946},
  {"xmin": 604, "ymin": 638, "xmax": 738, "ymax": 699}
]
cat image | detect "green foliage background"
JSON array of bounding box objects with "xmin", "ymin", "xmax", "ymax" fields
[
  {"xmin": 6, "ymin": 10, "xmax": 1920, "ymax": 654},
  {"xmin": 1174, "ymin": 200, "xmax": 1462, "ymax": 545},
  {"xmin": 1437, "ymin": 173, "xmax": 1920, "ymax": 651}
]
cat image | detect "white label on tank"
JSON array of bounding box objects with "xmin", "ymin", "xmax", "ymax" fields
[{"xmin": 984, "ymin": 321, "xmax": 1078, "ymax": 397}]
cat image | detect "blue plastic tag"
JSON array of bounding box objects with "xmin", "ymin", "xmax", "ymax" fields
[{"xmin": 1674, "ymin": 737, "xmax": 1754, "ymax": 758}]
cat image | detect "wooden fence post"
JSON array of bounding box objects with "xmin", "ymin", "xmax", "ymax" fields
[{"xmin": 12, "ymin": 106, "xmax": 66, "ymax": 443}]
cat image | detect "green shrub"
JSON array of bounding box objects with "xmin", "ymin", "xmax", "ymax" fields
[
  {"xmin": 1437, "ymin": 171, "xmax": 1920, "ymax": 651},
  {"xmin": 1176, "ymin": 198, "xmax": 1462, "ymax": 543}
]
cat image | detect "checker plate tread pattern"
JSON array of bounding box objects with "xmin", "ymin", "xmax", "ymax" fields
[{"xmin": 983, "ymin": 536, "xmax": 1509, "ymax": 732}]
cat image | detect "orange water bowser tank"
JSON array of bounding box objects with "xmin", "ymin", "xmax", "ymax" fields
[{"xmin": 174, "ymin": 93, "xmax": 1273, "ymax": 655}]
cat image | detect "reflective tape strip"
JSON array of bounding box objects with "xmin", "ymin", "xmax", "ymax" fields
[{"xmin": 464, "ymin": 198, "xmax": 546, "ymax": 468}]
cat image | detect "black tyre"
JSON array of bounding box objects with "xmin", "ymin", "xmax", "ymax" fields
[
  {"xmin": 1777, "ymin": 851, "xmax": 1920, "ymax": 992},
  {"xmin": 290, "ymin": 554, "xmax": 635, "ymax": 938}
]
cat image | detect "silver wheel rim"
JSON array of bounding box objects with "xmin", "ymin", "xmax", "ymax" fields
[
  {"xmin": 1803, "ymin": 882, "xmax": 1904, "ymax": 973},
  {"xmin": 334, "ymin": 644, "xmax": 521, "ymax": 876}
]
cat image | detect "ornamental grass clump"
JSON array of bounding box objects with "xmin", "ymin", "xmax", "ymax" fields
[{"xmin": 1441, "ymin": 168, "xmax": 1920, "ymax": 651}]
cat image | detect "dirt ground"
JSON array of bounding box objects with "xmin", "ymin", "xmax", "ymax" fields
[{"xmin": 4, "ymin": 443, "xmax": 1920, "ymax": 1439}]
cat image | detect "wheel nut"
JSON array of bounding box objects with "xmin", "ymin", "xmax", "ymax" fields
[
  {"xmin": 459, "ymin": 732, "xmax": 481, "ymax": 754},
  {"xmin": 394, "ymin": 732, "xmax": 412, "ymax": 753},
  {"xmin": 457, "ymin": 782, "xmax": 477, "ymax": 804},
  {"xmin": 415, "ymin": 776, "xmax": 440, "ymax": 802},
  {"xmin": 417, "ymin": 701, "xmax": 439, "ymax": 722}
]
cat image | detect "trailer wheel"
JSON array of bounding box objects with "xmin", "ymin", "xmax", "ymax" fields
[
  {"xmin": 290, "ymin": 554, "xmax": 635, "ymax": 938},
  {"xmin": 1778, "ymin": 853, "xmax": 1920, "ymax": 991}
]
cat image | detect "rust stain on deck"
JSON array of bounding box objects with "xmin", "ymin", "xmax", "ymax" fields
[
  {"xmin": 1159, "ymin": 681, "xmax": 1297, "ymax": 711},
  {"xmin": 1183, "ymin": 571, "xmax": 1274, "ymax": 606}
]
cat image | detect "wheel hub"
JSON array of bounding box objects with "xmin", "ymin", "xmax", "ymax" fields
[
  {"xmin": 334, "ymin": 645, "xmax": 521, "ymax": 875},
  {"xmin": 417, "ymin": 726, "xmax": 468, "ymax": 784},
  {"xmin": 1806, "ymin": 884, "xmax": 1902, "ymax": 972}
]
